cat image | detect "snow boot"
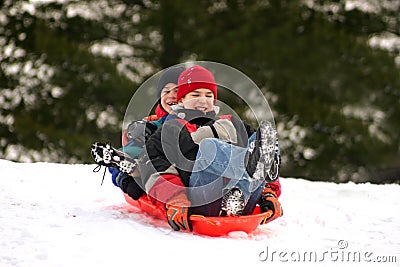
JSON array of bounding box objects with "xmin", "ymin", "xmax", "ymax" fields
[
  {"xmin": 91, "ymin": 142, "xmax": 137, "ymax": 174},
  {"xmin": 245, "ymin": 121, "xmax": 277, "ymax": 182},
  {"xmin": 220, "ymin": 188, "xmax": 245, "ymax": 216}
]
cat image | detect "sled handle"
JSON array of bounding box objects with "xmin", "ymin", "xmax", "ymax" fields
[{"xmin": 190, "ymin": 215, "xmax": 218, "ymax": 225}]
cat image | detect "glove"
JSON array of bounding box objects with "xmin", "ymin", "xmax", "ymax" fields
[
  {"xmin": 259, "ymin": 186, "xmax": 283, "ymax": 225},
  {"xmin": 110, "ymin": 166, "xmax": 134, "ymax": 188},
  {"xmin": 110, "ymin": 168, "xmax": 144, "ymax": 200},
  {"xmin": 191, "ymin": 119, "xmax": 237, "ymax": 144},
  {"xmin": 109, "ymin": 167, "xmax": 122, "ymax": 187},
  {"xmin": 165, "ymin": 193, "xmax": 192, "ymax": 231},
  {"xmin": 213, "ymin": 119, "xmax": 237, "ymax": 143}
]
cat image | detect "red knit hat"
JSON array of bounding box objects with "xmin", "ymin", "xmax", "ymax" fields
[{"xmin": 177, "ymin": 65, "xmax": 217, "ymax": 102}]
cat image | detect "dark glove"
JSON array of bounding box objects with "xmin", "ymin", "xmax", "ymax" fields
[
  {"xmin": 126, "ymin": 120, "xmax": 158, "ymax": 146},
  {"xmin": 259, "ymin": 186, "xmax": 283, "ymax": 225},
  {"xmin": 165, "ymin": 193, "xmax": 192, "ymax": 231}
]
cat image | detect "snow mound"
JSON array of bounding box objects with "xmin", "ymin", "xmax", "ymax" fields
[{"xmin": 1, "ymin": 159, "xmax": 399, "ymax": 267}]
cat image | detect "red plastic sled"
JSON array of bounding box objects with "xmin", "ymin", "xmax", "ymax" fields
[{"xmin": 123, "ymin": 194, "xmax": 273, "ymax": 237}]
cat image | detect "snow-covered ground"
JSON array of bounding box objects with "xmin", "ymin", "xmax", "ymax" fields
[{"xmin": 1, "ymin": 159, "xmax": 399, "ymax": 267}]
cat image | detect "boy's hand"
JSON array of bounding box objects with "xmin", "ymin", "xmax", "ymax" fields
[
  {"xmin": 165, "ymin": 193, "xmax": 192, "ymax": 231},
  {"xmin": 212, "ymin": 119, "xmax": 237, "ymax": 143},
  {"xmin": 259, "ymin": 187, "xmax": 283, "ymax": 224},
  {"xmin": 191, "ymin": 119, "xmax": 237, "ymax": 144}
]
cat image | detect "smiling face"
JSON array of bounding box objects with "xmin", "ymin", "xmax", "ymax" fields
[
  {"xmin": 178, "ymin": 88, "xmax": 215, "ymax": 113},
  {"xmin": 160, "ymin": 83, "xmax": 178, "ymax": 114}
]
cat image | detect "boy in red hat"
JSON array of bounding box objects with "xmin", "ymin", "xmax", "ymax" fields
[{"xmin": 138, "ymin": 65, "xmax": 282, "ymax": 231}]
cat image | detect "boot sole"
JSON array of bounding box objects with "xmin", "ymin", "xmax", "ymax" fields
[
  {"xmin": 91, "ymin": 142, "xmax": 137, "ymax": 174},
  {"xmin": 220, "ymin": 188, "xmax": 245, "ymax": 216},
  {"xmin": 257, "ymin": 121, "xmax": 278, "ymax": 182}
]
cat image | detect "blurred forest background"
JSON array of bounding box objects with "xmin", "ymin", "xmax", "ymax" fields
[{"xmin": 1, "ymin": 0, "xmax": 399, "ymax": 183}]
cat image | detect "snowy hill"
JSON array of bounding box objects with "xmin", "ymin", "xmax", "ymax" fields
[{"xmin": 1, "ymin": 159, "xmax": 399, "ymax": 267}]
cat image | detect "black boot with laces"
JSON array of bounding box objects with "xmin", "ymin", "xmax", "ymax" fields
[
  {"xmin": 90, "ymin": 142, "xmax": 137, "ymax": 174},
  {"xmin": 245, "ymin": 121, "xmax": 277, "ymax": 182}
]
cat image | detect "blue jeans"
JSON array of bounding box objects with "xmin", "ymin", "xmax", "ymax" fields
[{"xmin": 188, "ymin": 135, "xmax": 265, "ymax": 216}]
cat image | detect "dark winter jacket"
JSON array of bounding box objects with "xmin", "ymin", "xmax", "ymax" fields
[{"xmin": 138, "ymin": 108, "xmax": 255, "ymax": 206}]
